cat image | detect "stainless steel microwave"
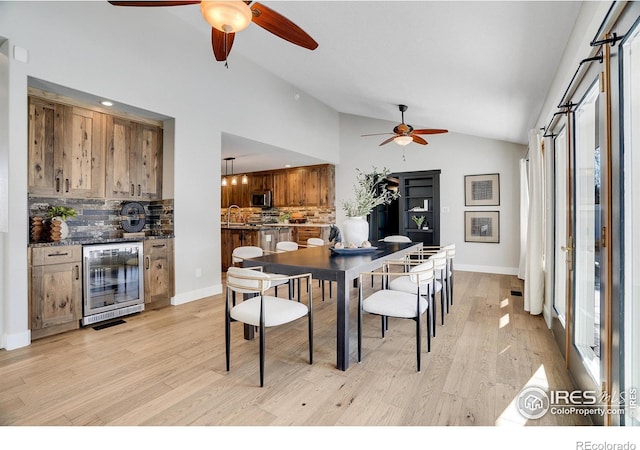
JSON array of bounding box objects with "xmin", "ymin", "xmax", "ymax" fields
[{"xmin": 250, "ymin": 190, "xmax": 272, "ymax": 208}]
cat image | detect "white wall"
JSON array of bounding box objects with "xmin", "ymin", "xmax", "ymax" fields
[
  {"xmin": 0, "ymin": 1, "xmax": 339, "ymax": 349},
  {"xmin": 337, "ymin": 113, "xmax": 525, "ymax": 274}
]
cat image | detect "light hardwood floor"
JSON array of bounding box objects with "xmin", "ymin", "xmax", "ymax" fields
[{"xmin": 0, "ymin": 271, "xmax": 590, "ymax": 426}]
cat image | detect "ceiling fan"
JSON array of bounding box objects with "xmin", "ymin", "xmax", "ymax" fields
[
  {"xmin": 108, "ymin": 1, "xmax": 318, "ymax": 64},
  {"xmin": 362, "ymin": 105, "xmax": 448, "ymax": 146}
]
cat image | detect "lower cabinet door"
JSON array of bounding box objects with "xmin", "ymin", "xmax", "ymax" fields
[
  {"xmin": 31, "ymin": 261, "xmax": 82, "ymax": 336},
  {"xmin": 144, "ymin": 239, "xmax": 174, "ymax": 308}
]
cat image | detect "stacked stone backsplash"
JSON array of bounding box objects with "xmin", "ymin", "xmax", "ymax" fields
[
  {"xmin": 28, "ymin": 197, "xmax": 174, "ymax": 244},
  {"xmin": 221, "ymin": 206, "xmax": 335, "ymax": 224}
]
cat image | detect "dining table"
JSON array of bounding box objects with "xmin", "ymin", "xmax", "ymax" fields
[{"xmin": 242, "ymin": 240, "xmax": 421, "ymax": 371}]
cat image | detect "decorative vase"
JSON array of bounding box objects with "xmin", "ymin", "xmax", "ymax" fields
[
  {"xmin": 30, "ymin": 216, "xmax": 44, "ymax": 243},
  {"xmin": 49, "ymin": 217, "xmax": 69, "ymax": 241},
  {"xmin": 342, "ymin": 216, "xmax": 369, "ymax": 247}
]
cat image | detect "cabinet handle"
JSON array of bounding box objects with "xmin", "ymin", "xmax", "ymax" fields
[
  {"xmin": 145, "ymin": 256, "xmax": 150, "ymax": 270},
  {"xmin": 55, "ymin": 178, "xmax": 61, "ymax": 192},
  {"xmin": 65, "ymin": 178, "xmax": 70, "ymax": 193},
  {"xmin": 137, "ymin": 184, "xmax": 141, "ymax": 196},
  {"xmin": 74, "ymin": 264, "xmax": 80, "ymax": 280},
  {"xmin": 130, "ymin": 184, "xmax": 135, "ymax": 196},
  {"xmin": 47, "ymin": 252, "xmax": 69, "ymax": 257},
  {"xmin": 152, "ymin": 244, "xmax": 165, "ymax": 249}
]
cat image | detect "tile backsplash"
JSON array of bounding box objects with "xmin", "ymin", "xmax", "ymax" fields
[{"xmin": 28, "ymin": 197, "xmax": 174, "ymax": 243}]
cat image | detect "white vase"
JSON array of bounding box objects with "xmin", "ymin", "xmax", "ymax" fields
[
  {"xmin": 54, "ymin": 217, "xmax": 70, "ymax": 239},
  {"xmin": 342, "ymin": 216, "xmax": 369, "ymax": 247}
]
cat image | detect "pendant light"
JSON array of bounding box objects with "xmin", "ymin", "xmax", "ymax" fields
[
  {"xmin": 241, "ymin": 174, "xmax": 248, "ymax": 185},
  {"xmin": 222, "ymin": 156, "xmax": 235, "ymax": 187}
]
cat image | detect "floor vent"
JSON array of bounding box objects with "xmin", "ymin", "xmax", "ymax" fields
[
  {"xmin": 510, "ymin": 290, "xmax": 523, "ymax": 297},
  {"xmin": 93, "ymin": 319, "xmax": 126, "ymax": 330}
]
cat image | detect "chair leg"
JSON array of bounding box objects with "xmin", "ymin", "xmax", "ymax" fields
[
  {"xmin": 308, "ymin": 312, "xmax": 313, "ymax": 365},
  {"xmin": 427, "ymin": 307, "xmax": 431, "ymax": 352},
  {"xmin": 259, "ymin": 322, "xmax": 265, "ymax": 387},
  {"xmin": 225, "ymin": 295, "xmax": 231, "ymax": 372},
  {"xmin": 416, "ymin": 314, "xmax": 421, "ymax": 372},
  {"xmin": 358, "ymin": 287, "xmax": 363, "ymax": 363}
]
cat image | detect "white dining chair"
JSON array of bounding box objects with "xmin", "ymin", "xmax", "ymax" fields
[
  {"xmin": 231, "ymin": 245, "xmax": 291, "ymax": 299},
  {"xmin": 275, "ymin": 240, "xmax": 299, "ymax": 252},
  {"xmin": 225, "ymin": 267, "xmax": 313, "ymax": 387},
  {"xmin": 382, "ymin": 235, "xmax": 412, "ymax": 243},
  {"xmin": 357, "ymin": 260, "xmax": 434, "ymax": 372}
]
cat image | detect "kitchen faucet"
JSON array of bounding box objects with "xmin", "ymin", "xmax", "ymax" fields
[{"xmin": 227, "ymin": 205, "xmax": 241, "ymax": 226}]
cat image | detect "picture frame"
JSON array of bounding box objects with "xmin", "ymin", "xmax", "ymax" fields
[
  {"xmin": 464, "ymin": 211, "xmax": 500, "ymax": 243},
  {"xmin": 465, "ymin": 173, "xmax": 500, "ymax": 206}
]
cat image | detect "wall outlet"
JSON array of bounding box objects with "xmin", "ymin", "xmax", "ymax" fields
[
  {"xmin": 441, "ymin": 206, "xmax": 450, "ymax": 213},
  {"xmin": 265, "ymin": 235, "xmax": 272, "ymax": 242},
  {"xmin": 195, "ymin": 267, "xmax": 202, "ymax": 278}
]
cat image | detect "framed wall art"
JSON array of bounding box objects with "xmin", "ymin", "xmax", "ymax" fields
[
  {"xmin": 464, "ymin": 211, "xmax": 500, "ymax": 243},
  {"xmin": 465, "ymin": 173, "xmax": 500, "ymax": 206}
]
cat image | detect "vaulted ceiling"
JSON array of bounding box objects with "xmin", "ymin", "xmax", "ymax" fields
[{"xmin": 161, "ymin": 1, "xmax": 584, "ymax": 140}]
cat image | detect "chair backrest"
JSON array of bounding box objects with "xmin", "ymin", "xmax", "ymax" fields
[
  {"xmin": 226, "ymin": 267, "xmax": 272, "ymax": 294},
  {"xmin": 443, "ymin": 243, "xmax": 456, "ymax": 259},
  {"xmin": 409, "ymin": 259, "xmax": 434, "ymax": 285},
  {"xmin": 383, "ymin": 235, "xmax": 412, "ymax": 243},
  {"xmin": 431, "ymin": 251, "xmax": 447, "ymax": 271},
  {"xmin": 232, "ymin": 246, "xmax": 263, "ymax": 264},
  {"xmin": 276, "ymin": 241, "xmax": 299, "ymax": 252},
  {"xmin": 307, "ymin": 238, "xmax": 325, "ymax": 247}
]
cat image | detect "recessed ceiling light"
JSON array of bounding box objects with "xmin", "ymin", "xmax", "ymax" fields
[
  {"xmin": 285, "ymin": 164, "xmax": 292, "ymax": 168},
  {"xmin": 100, "ymin": 100, "xmax": 113, "ymax": 107}
]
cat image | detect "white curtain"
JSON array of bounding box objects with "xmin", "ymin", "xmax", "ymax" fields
[
  {"xmin": 524, "ymin": 129, "xmax": 545, "ymax": 315},
  {"xmin": 518, "ymin": 158, "xmax": 529, "ymax": 280}
]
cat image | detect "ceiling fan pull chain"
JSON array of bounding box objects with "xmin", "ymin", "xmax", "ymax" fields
[{"xmin": 224, "ymin": 32, "xmax": 229, "ymax": 69}]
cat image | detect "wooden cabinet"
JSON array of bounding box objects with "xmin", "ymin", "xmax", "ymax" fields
[
  {"xmin": 221, "ymin": 181, "xmax": 250, "ymax": 208},
  {"xmin": 28, "ymin": 97, "xmax": 106, "ymax": 198},
  {"xmin": 221, "ymin": 228, "xmax": 257, "ymax": 271},
  {"xmin": 223, "ymin": 164, "xmax": 335, "ymax": 208},
  {"xmin": 291, "ymin": 226, "xmax": 331, "ymax": 246},
  {"xmin": 249, "ymin": 173, "xmax": 273, "ymax": 192},
  {"xmin": 272, "ymin": 170, "xmax": 289, "ymax": 207},
  {"xmin": 143, "ymin": 239, "xmax": 174, "ymax": 309},
  {"xmin": 30, "ymin": 245, "xmax": 82, "ymax": 340},
  {"xmin": 106, "ymin": 117, "xmax": 163, "ymax": 200}
]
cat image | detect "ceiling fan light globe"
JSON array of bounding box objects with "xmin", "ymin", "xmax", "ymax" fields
[
  {"xmin": 394, "ymin": 135, "xmax": 413, "ymax": 146},
  {"xmin": 201, "ymin": 1, "xmax": 252, "ymax": 33}
]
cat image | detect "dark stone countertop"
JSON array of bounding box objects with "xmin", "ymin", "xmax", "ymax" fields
[{"xmin": 28, "ymin": 234, "xmax": 175, "ymax": 248}]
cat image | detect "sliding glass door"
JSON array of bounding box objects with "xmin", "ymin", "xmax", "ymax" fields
[
  {"xmin": 621, "ymin": 17, "xmax": 640, "ymax": 426},
  {"xmin": 572, "ymin": 80, "xmax": 603, "ymax": 386}
]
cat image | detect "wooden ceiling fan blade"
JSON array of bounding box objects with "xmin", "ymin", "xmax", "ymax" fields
[
  {"xmin": 412, "ymin": 135, "xmax": 429, "ymax": 145},
  {"xmin": 211, "ymin": 28, "xmax": 235, "ymax": 62},
  {"xmin": 412, "ymin": 129, "xmax": 448, "ymax": 135},
  {"xmin": 379, "ymin": 136, "xmax": 398, "ymax": 146},
  {"xmin": 250, "ymin": 2, "xmax": 318, "ymax": 50},
  {"xmin": 108, "ymin": 1, "xmax": 201, "ymax": 6},
  {"xmin": 361, "ymin": 132, "xmax": 394, "ymax": 137}
]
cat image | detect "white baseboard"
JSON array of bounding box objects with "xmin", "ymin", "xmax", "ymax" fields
[
  {"xmin": 455, "ymin": 264, "xmax": 519, "ymax": 276},
  {"xmin": 2, "ymin": 329, "xmax": 31, "ymax": 350},
  {"xmin": 171, "ymin": 283, "xmax": 223, "ymax": 306}
]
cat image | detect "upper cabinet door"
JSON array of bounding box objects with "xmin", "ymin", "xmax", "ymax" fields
[
  {"xmin": 28, "ymin": 97, "xmax": 106, "ymax": 198},
  {"xmin": 63, "ymin": 106, "xmax": 106, "ymax": 198},
  {"xmin": 106, "ymin": 117, "xmax": 163, "ymax": 200},
  {"xmin": 106, "ymin": 116, "xmax": 136, "ymax": 198},
  {"xmin": 137, "ymin": 124, "xmax": 163, "ymax": 200},
  {"xmin": 28, "ymin": 97, "xmax": 64, "ymax": 196}
]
